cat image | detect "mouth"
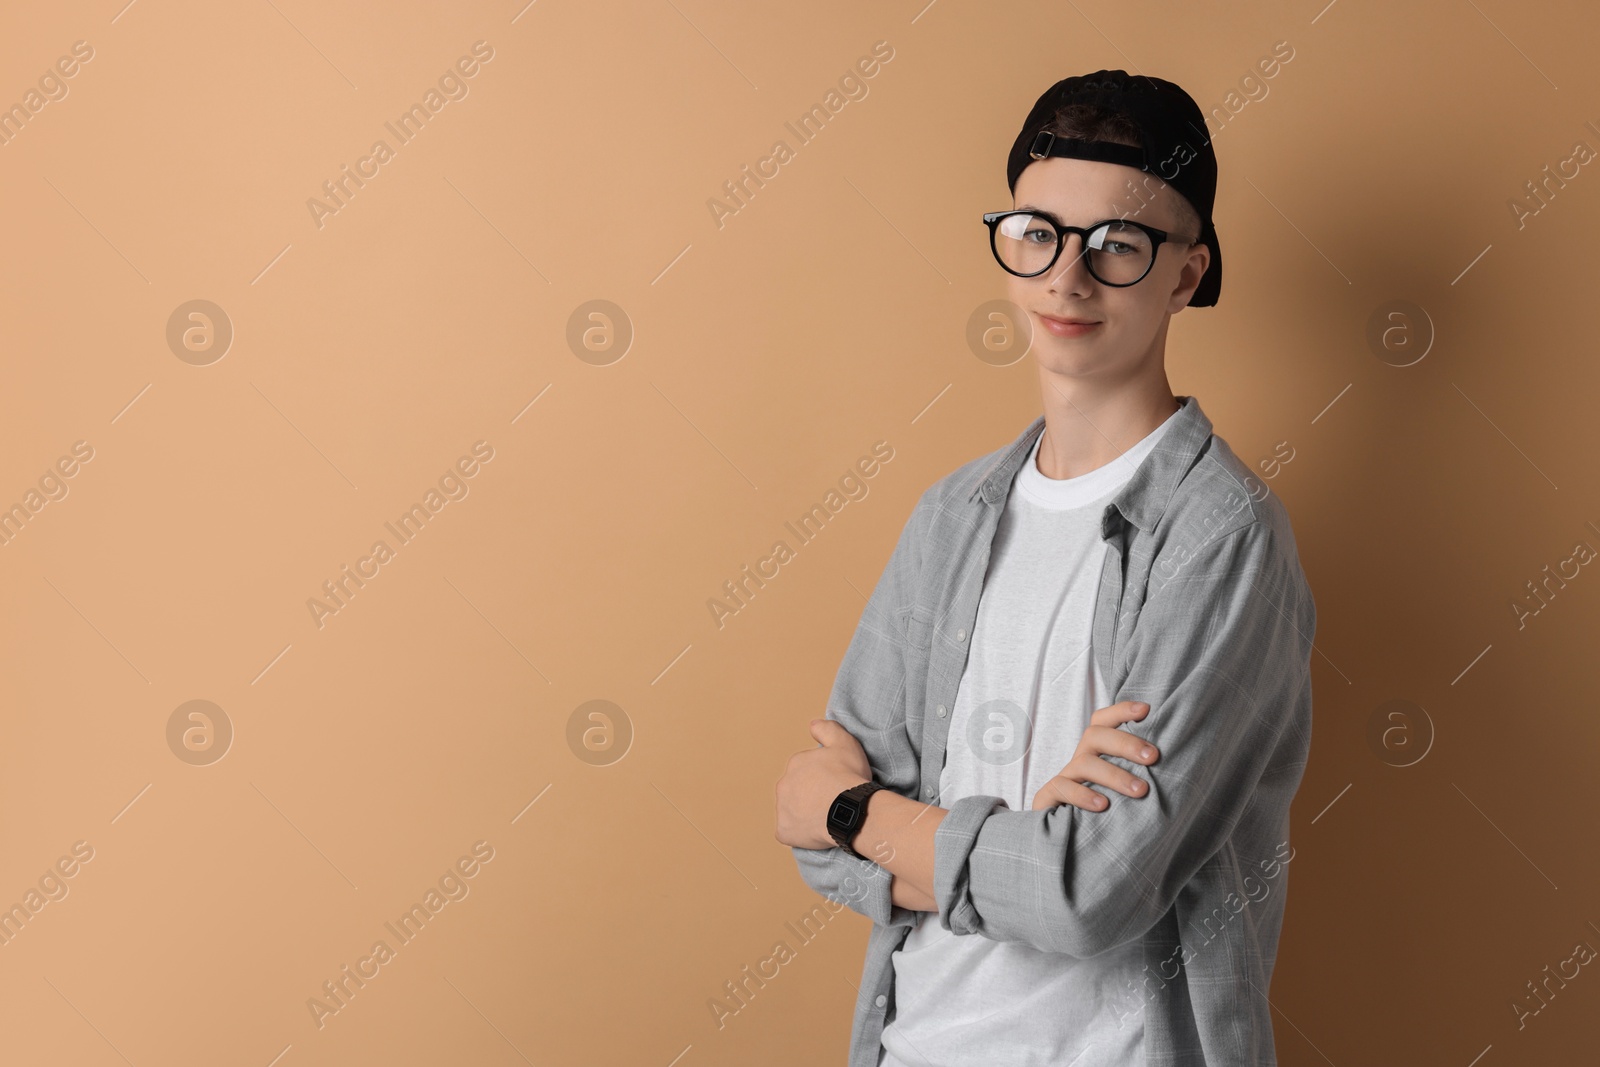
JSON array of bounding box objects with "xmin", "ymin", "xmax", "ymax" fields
[{"xmin": 1036, "ymin": 312, "xmax": 1102, "ymax": 337}]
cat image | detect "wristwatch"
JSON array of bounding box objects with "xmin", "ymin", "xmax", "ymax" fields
[{"xmin": 827, "ymin": 780, "xmax": 886, "ymax": 859}]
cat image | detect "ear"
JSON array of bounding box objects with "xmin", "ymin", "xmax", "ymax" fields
[{"xmin": 1167, "ymin": 242, "xmax": 1211, "ymax": 313}]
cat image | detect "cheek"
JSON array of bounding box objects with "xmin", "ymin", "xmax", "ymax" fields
[
  {"xmin": 1100, "ymin": 292, "xmax": 1159, "ymax": 336},
  {"xmin": 1005, "ymin": 275, "xmax": 1036, "ymax": 315},
  {"xmin": 1098, "ymin": 288, "xmax": 1138, "ymax": 316}
]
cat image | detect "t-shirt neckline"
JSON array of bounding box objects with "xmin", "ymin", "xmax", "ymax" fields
[{"xmin": 1015, "ymin": 405, "xmax": 1180, "ymax": 511}]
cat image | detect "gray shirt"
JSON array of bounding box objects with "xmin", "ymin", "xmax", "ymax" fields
[{"xmin": 791, "ymin": 394, "xmax": 1317, "ymax": 1067}]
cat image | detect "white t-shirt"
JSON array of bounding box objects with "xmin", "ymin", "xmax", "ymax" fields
[{"xmin": 880, "ymin": 407, "xmax": 1179, "ymax": 1067}]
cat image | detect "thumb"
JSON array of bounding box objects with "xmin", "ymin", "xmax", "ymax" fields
[{"xmin": 809, "ymin": 717, "xmax": 834, "ymax": 743}]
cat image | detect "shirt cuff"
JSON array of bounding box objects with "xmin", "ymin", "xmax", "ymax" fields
[
  {"xmin": 933, "ymin": 793, "xmax": 1009, "ymax": 935},
  {"xmin": 793, "ymin": 844, "xmax": 916, "ymax": 929}
]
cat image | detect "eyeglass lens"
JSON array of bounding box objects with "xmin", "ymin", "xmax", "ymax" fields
[{"xmin": 993, "ymin": 215, "xmax": 1154, "ymax": 284}]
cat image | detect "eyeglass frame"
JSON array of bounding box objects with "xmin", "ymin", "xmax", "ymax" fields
[{"xmin": 980, "ymin": 209, "xmax": 1194, "ymax": 287}]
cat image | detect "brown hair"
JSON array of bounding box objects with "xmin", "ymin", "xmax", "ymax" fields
[{"xmin": 1041, "ymin": 103, "xmax": 1201, "ymax": 243}]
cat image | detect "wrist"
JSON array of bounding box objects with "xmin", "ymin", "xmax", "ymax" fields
[
  {"xmin": 857, "ymin": 789, "xmax": 946, "ymax": 902},
  {"xmin": 826, "ymin": 779, "xmax": 883, "ymax": 857}
]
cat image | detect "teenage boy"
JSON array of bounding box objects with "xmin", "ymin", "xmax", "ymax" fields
[{"xmin": 775, "ymin": 70, "xmax": 1316, "ymax": 1067}]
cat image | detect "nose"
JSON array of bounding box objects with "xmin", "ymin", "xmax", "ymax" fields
[{"xmin": 1044, "ymin": 233, "xmax": 1095, "ymax": 294}]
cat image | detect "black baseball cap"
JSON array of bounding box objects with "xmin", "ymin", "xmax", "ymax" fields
[{"xmin": 1006, "ymin": 70, "xmax": 1222, "ymax": 307}]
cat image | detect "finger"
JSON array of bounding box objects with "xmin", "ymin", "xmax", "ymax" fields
[
  {"xmin": 1081, "ymin": 724, "xmax": 1160, "ymax": 766},
  {"xmin": 1031, "ymin": 776, "xmax": 1113, "ymax": 811},
  {"xmin": 1062, "ymin": 752, "xmax": 1151, "ymax": 798},
  {"xmin": 1088, "ymin": 700, "xmax": 1150, "ymax": 729}
]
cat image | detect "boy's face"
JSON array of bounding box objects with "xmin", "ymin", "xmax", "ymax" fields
[{"xmin": 1007, "ymin": 157, "xmax": 1212, "ymax": 381}]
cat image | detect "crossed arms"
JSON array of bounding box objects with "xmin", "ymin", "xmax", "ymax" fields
[{"xmin": 788, "ymin": 495, "xmax": 1313, "ymax": 958}]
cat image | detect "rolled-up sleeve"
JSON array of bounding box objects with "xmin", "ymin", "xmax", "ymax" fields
[
  {"xmin": 931, "ymin": 519, "xmax": 1313, "ymax": 958},
  {"xmin": 790, "ymin": 490, "xmax": 931, "ymax": 931}
]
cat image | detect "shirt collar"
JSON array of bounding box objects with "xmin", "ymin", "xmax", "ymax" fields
[{"xmin": 969, "ymin": 394, "xmax": 1214, "ymax": 535}]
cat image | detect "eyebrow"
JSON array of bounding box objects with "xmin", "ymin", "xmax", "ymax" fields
[{"xmin": 1016, "ymin": 204, "xmax": 1131, "ymax": 228}]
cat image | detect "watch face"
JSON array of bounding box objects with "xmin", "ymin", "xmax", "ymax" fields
[{"xmin": 829, "ymin": 797, "xmax": 860, "ymax": 825}]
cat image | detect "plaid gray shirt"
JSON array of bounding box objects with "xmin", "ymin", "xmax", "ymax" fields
[{"xmin": 792, "ymin": 395, "xmax": 1316, "ymax": 1066}]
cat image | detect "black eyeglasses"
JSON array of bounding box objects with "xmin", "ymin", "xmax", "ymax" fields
[{"xmin": 981, "ymin": 210, "xmax": 1189, "ymax": 287}]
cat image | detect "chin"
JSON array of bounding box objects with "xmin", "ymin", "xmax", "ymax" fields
[{"xmin": 1034, "ymin": 334, "xmax": 1113, "ymax": 371}]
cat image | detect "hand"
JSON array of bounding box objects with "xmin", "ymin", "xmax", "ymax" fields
[
  {"xmin": 774, "ymin": 718, "xmax": 874, "ymax": 850},
  {"xmin": 1029, "ymin": 700, "xmax": 1159, "ymax": 811}
]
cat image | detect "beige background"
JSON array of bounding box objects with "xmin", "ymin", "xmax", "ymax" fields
[{"xmin": 2, "ymin": 0, "xmax": 1598, "ymax": 1063}]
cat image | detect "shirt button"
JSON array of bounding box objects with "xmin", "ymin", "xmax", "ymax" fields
[
  {"xmin": 924, "ymin": 786, "xmax": 935, "ymax": 799},
  {"xmin": 957, "ymin": 628, "xmax": 966, "ymax": 642},
  {"xmin": 936, "ymin": 704, "xmax": 947, "ymax": 718},
  {"xmin": 875, "ymin": 994, "xmax": 888, "ymax": 1008}
]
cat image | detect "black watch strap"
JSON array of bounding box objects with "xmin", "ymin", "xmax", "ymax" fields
[{"xmin": 827, "ymin": 780, "xmax": 885, "ymax": 859}]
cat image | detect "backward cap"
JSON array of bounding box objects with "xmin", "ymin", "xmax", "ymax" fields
[{"xmin": 1006, "ymin": 70, "xmax": 1222, "ymax": 307}]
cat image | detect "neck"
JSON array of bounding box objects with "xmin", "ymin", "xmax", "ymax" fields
[{"xmin": 1033, "ymin": 374, "xmax": 1180, "ymax": 481}]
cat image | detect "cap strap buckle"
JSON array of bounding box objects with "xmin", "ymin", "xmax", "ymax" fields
[{"xmin": 1025, "ymin": 131, "xmax": 1151, "ymax": 172}]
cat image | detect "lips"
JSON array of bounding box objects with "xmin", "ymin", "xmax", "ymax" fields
[{"xmin": 1036, "ymin": 312, "xmax": 1102, "ymax": 337}]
